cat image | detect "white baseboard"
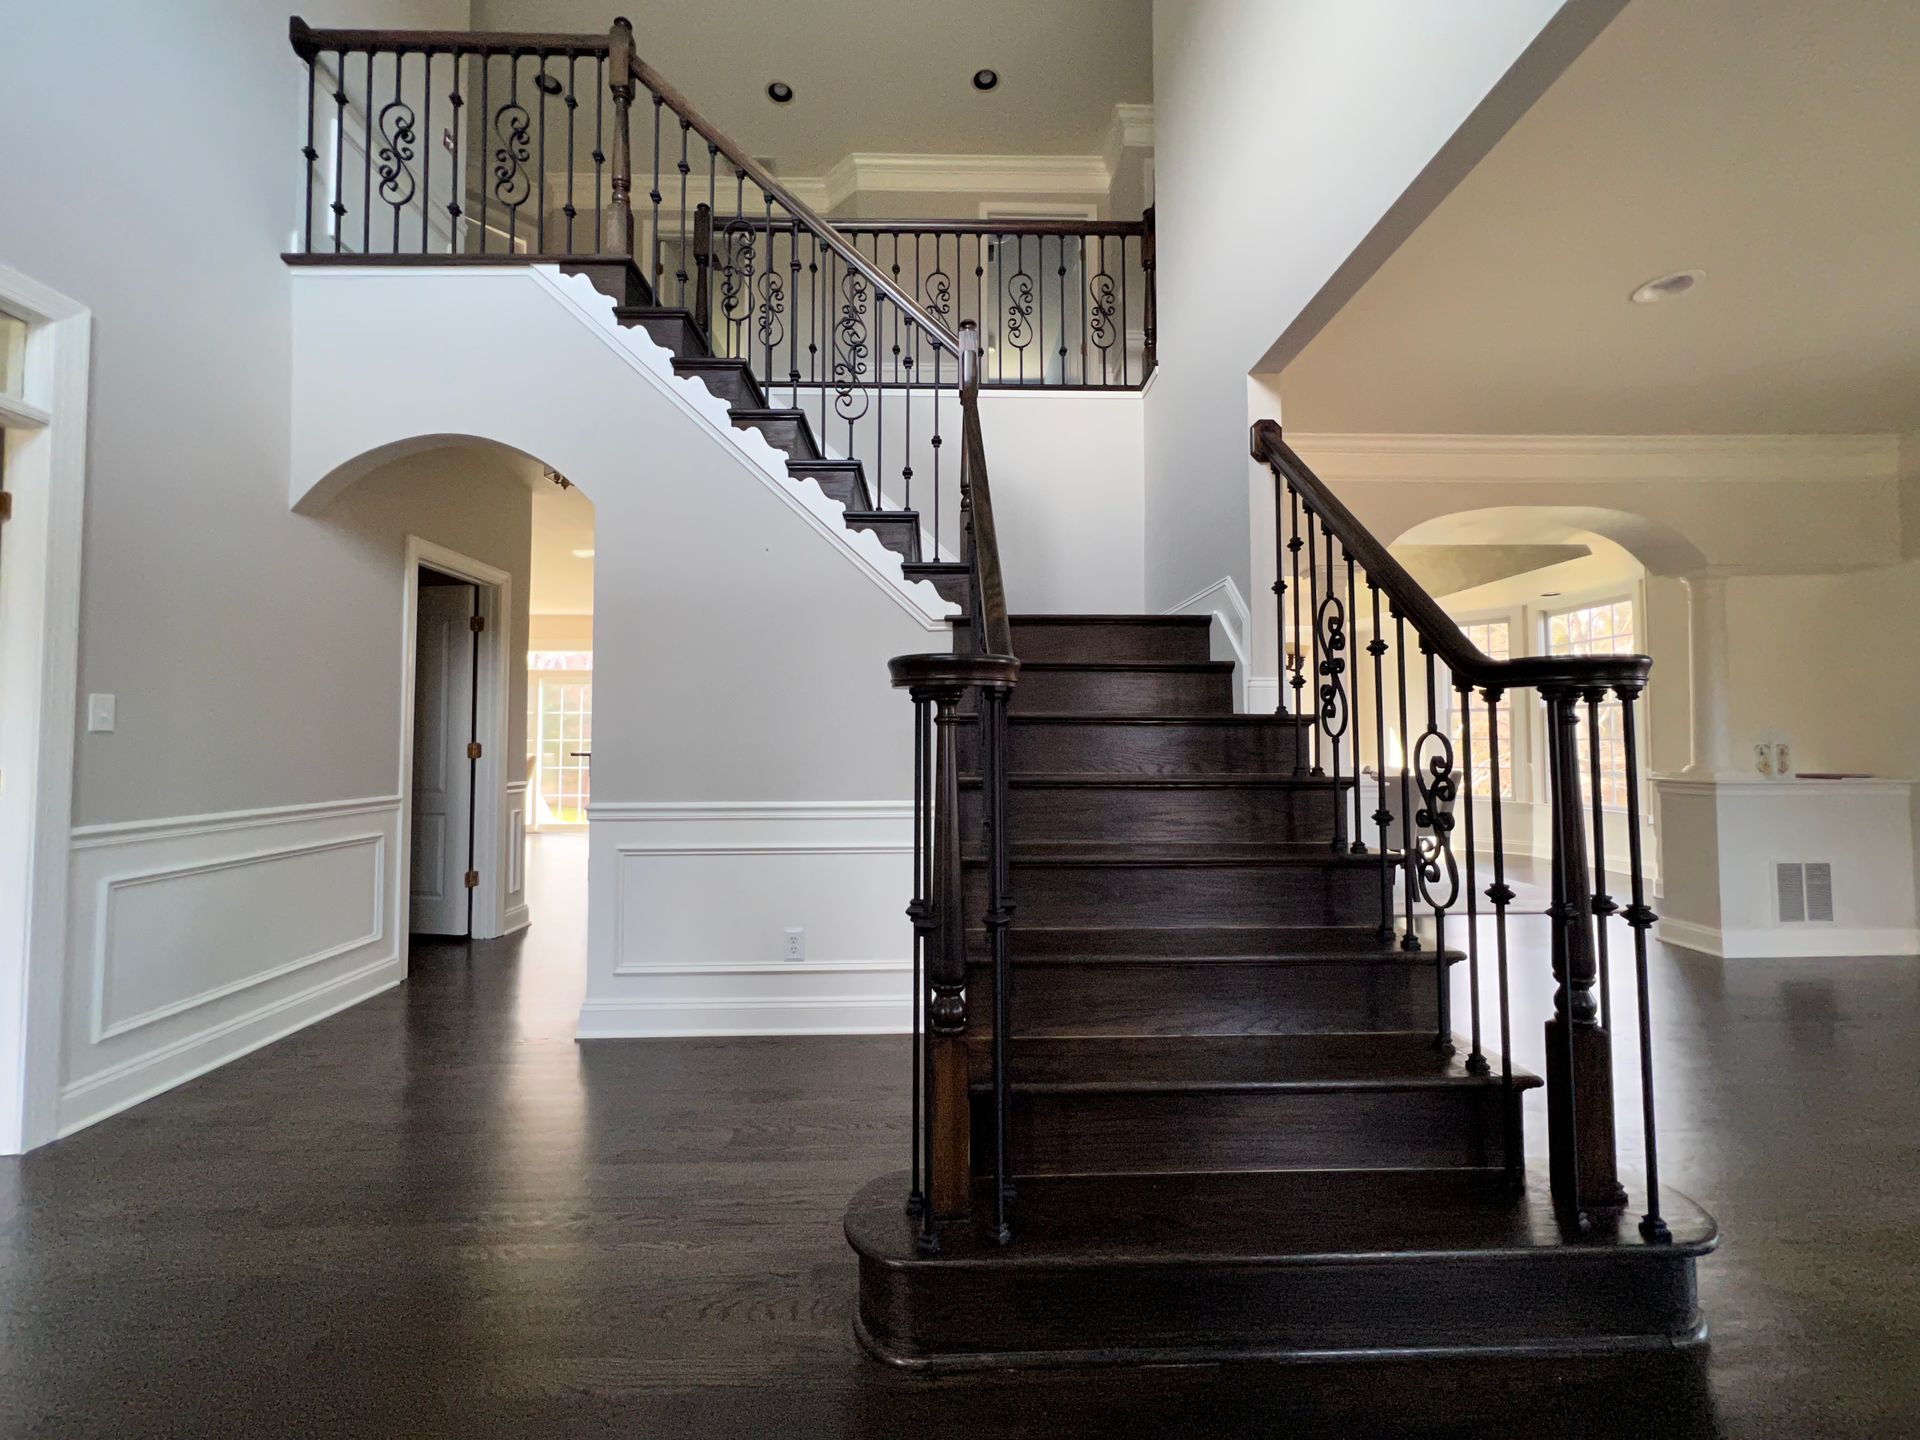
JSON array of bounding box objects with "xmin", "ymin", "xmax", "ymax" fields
[
  {"xmin": 1163, "ymin": 576, "xmax": 1252, "ymax": 711},
  {"xmin": 57, "ymin": 794, "xmax": 404, "ymax": 1137},
  {"xmin": 1658, "ymin": 915, "xmax": 1920, "ymax": 959},
  {"xmin": 502, "ymin": 902, "xmax": 532, "ymax": 935},
  {"xmin": 578, "ymin": 992, "xmax": 908, "ymax": 1038},
  {"xmin": 1245, "ymin": 677, "xmax": 1283, "ymax": 715}
]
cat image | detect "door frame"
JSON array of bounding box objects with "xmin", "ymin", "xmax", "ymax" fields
[
  {"xmin": 399, "ymin": 536, "xmax": 513, "ymax": 950},
  {"xmin": 0, "ymin": 264, "xmax": 90, "ymax": 1154}
]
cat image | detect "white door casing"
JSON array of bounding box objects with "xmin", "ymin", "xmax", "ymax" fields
[{"xmin": 410, "ymin": 581, "xmax": 476, "ymax": 935}]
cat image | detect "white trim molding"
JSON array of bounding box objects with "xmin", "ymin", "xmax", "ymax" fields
[
  {"xmin": 1163, "ymin": 576, "xmax": 1253, "ymax": 712},
  {"xmin": 0, "ymin": 263, "xmax": 91, "ymax": 1154},
  {"xmin": 57, "ymin": 796, "xmax": 405, "ymax": 1138},
  {"xmin": 1284, "ymin": 432, "xmax": 1901, "ymax": 486},
  {"xmin": 583, "ymin": 800, "xmax": 914, "ymax": 1036}
]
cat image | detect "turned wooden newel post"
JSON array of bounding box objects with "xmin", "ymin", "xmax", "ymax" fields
[
  {"xmin": 691, "ymin": 201, "xmax": 713, "ymax": 336},
  {"xmin": 1140, "ymin": 205, "xmax": 1157, "ymax": 375},
  {"xmin": 605, "ymin": 17, "xmax": 636, "ymax": 259},
  {"xmin": 1542, "ymin": 686, "xmax": 1625, "ymax": 1226},
  {"xmin": 927, "ymin": 678, "xmax": 972, "ymax": 1224}
]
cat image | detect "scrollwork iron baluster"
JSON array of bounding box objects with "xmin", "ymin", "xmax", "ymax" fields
[{"xmin": 1411, "ymin": 643, "xmax": 1458, "ymax": 1053}]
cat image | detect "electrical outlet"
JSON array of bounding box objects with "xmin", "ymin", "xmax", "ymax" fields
[
  {"xmin": 783, "ymin": 928, "xmax": 805, "ymax": 962},
  {"xmin": 87, "ymin": 693, "xmax": 116, "ymax": 733}
]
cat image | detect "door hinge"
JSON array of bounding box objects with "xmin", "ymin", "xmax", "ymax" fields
[
  {"xmin": 466, "ymin": 740, "xmax": 483, "ymax": 760},
  {"xmin": 469, "ymin": 614, "xmax": 486, "ymax": 633},
  {"xmin": 0, "ymin": 492, "xmax": 12, "ymax": 523},
  {"xmin": 464, "ymin": 869, "xmax": 480, "ymax": 889}
]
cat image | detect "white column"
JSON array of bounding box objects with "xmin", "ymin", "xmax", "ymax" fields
[{"xmin": 1679, "ymin": 571, "xmax": 1736, "ymax": 778}]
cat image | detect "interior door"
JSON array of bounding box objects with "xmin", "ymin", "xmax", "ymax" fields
[{"xmin": 411, "ymin": 580, "xmax": 477, "ymax": 935}]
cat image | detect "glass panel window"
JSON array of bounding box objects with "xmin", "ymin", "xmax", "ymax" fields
[
  {"xmin": 527, "ymin": 652, "xmax": 592, "ymax": 826},
  {"xmin": 1453, "ymin": 621, "xmax": 1514, "ymax": 798},
  {"xmin": 1545, "ymin": 600, "xmax": 1635, "ymax": 807}
]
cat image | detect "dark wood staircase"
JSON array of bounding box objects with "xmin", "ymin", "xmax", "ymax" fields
[{"xmin": 847, "ymin": 615, "xmax": 1715, "ymax": 1368}]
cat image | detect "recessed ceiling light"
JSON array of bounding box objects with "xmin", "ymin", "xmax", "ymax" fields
[
  {"xmin": 1630, "ymin": 269, "xmax": 1704, "ymax": 304},
  {"xmin": 571, "ymin": 547, "xmax": 595, "ymax": 559},
  {"xmin": 766, "ymin": 81, "xmax": 794, "ymax": 104},
  {"xmin": 972, "ymin": 68, "xmax": 1000, "ymax": 91}
]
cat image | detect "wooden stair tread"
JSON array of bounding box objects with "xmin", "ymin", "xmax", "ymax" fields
[
  {"xmin": 847, "ymin": 1168, "xmax": 1716, "ymax": 1269},
  {"xmin": 960, "ymin": 772, "xmax": 1352, "ymax": 789},
  {"xmin": 971, "ymin": 926, "xmax": 1461, "ymax": 966},
  {"xmin": 1010, "ymin": 659, "xmax": 1235, "ymax": 674},
  {"xmin": 952, "ymin": 712, "xmax": 1311, "ymax": 726},
  {"xmin": 981, "ymin": 840, "xmax": 1397, "ymax": 867},
  {"xmin": 1008, "ymin": 614, "xmax": 1213, "ymax": 626},
  {"xmin": 988, "ymin": 1033, "xmax": 1537, "ymax": 1093}
]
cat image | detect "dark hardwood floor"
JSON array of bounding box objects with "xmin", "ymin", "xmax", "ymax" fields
[{"xmin": 1, "ymin": 834, "xmax": 1915, "ymax": 1436}]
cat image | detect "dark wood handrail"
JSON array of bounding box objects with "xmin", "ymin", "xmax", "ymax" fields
[
  {"xmin": 290, "ymin": 16, "xmax": 612, "ymax": 56},
  {"xmin": 1251, "ymin": 420, "xmax": 1651, "ymax": 693},
  {"xmin": 836, "ymin": 219, "xmax": 1148, "ymax": 238},
  {"xmin": 957, "ymin": 325, "xmax": 1013, "ymax": 660}
]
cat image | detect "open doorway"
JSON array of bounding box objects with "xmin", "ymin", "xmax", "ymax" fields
[
  {"xmin": 402, "ymin": 540, "xmax": 512, "ymax": 946},
  {"xmin": 522, "ymin": 476, "xmax": 595, "ymax": 958}
]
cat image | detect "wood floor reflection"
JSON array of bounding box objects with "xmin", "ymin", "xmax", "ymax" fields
[{"xmin": 0, "ymin": 836, "xmax": 1912, "ymax": 1436}]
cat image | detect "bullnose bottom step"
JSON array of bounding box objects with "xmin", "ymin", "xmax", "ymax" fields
[{"xmin": 847, "ymin": 1169, "xmax": 1716, "ymax": 1369}]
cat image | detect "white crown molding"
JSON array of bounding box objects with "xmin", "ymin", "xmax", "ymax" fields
[
  {"xmin": 541, "ymin": 106, "xmax": 1156, "ymax": 217},
  {"xmin": 1102, "ymin": 102, "xmax": 1155, "ymax": 177},
  {"xmin": 1282, "ymin": 432, "xmax": 1903, "ymax": 485}
]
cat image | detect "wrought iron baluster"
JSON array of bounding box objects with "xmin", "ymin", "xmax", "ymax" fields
[
  {"xmin": 675, "ymin": 119, "xmax": 691, "ymax": 306},
  {"xmin": 1346, "ymin": 551, "xmax": 1365, "ymax": 853},
  {"xmin": 536, "ymin": 49, "xmax": 547, "ymax": 250},
  {"xmin": 1368, "ymin": 582, "xmax": 1393, "ymax": 940},
  {"xmin": 1306, "ymin": 510, "xmax": 1323, "ymax": 776},
  {"xmin": 1271, "ymin": 470, "xmax": 1289, "ymax": 716},
  {"xmin": 331, "ymin": 51, "xmax": 349, "ymax": 253},
  {"xmin": 1078, "ymin": 235, "xmax": 1088, "ymax": 385},
  {"xmin": 377, "ymin": 50, "xmax": 418, "ymax": 253},
  {"xmin": 590, "ymin": 54, "xmax": 604, "ymax": 251},
  {"xmin": 789, "ymin": 220, "xmax": 802, "ymax": 403},
  {"xmin": 1413, "ymin": 642, "xmax": 1458, "ymax": 1052},
  {"xmin": 1618, "ymin": 684, "xmax": 1670, "ymax": 1242},
  {"xmin": 1317, "ymin": 529, "xmax": 1348, "ymax": 848},
  {"xmin": 1120, "ymin": 233, "xmax": 1130, "ymax": 386},
  {"xmin": 1586, "ymin": 686, "xmax": 1618, "ymax": 1032},
  {"xmin": 560, "ymin": 55, "xmax": 578, "ymax": 253},
  {"xmin": 301, "ymin": 52, "xmax": 318, "ymax": 252},
  {"xmin": 1288, "ymin": 488, "xmax": 1306, "ymax": 771},
  {"xmin": 448, "ymin": 50, "xmax": 464, "ymax": 253},
  {"xmin": 475, "ymin": 51, "xmax": 488, "ymax": 252},
  {"xmin": 1484, "ymin": 687, "xmax": 1519, "ymax": 1187},
  {"xmin": 649, "ymin": 92, "xmax": 663, "ymax": 290},
  {"xmin": 1395, "ymin": 608, "xmax": 1418, "ymax": 950},
  {"xmin": 419, "ymin": 52, "xmax": 432, "ymax": 254},
  {"xmin": 1056, "ymin": 235, "xmax": 1068, "ymax": 381},
  {"xmin": 362, "ymin": 49, "xmax": 374, "ymax": 254},
  {"xmin": 1459, "ymin": 681, "xmax": 1489, "ymax": 1075}
]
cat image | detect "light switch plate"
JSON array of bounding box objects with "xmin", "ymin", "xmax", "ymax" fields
[{"xmin": 87, "ymin": 693, "xmax": 116, "ymax": 733}]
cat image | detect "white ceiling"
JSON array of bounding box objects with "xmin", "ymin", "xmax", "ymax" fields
[
  {"xmin": 1280, "ymin": 0, "xmax": 1920, "ymax": 435},
  {"xmin": 471, "ymin": 0, "xmax": 1153, "ymax": 174},
  {"xmin": 530, "ymin": 481, "xmax": 595, "ymax": 615}
]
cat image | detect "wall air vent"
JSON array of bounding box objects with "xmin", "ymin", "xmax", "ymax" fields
[{"xmin": 1776, "ymin": 862, "xmax": 1835, "ymax": 924}]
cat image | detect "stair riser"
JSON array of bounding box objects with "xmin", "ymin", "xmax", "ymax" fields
[
  {"xmin": 973, "ymin": 862, "xmax": 1383, "ymax": 929},
  {"xmin": 973, "ymin": 1087, "xmax": 1512, "ymax": 1178},
  {"xmin": 958, "ymin": 721, "xmax": 1307, "ymax": 776},
  {"xmin": 846, "ymin": 515, "xmax": 921, "ymax": 562},
  {"xmin": 1009, "ymin": 669, "xmax": 1233, "ymax": 716},
  {"xmin": 968, "ymin": 959, "xmax": 1437, "ymax": 1036},
  {"xmin": 1007, "ymin": 622, "xmax": 1212, "ymax": 664},
  {"xmin": 733, "ymin": 415, "xmax": 819, "ymax": 460},
  {"xmin": 961, "ymin": 784, "xmax": 1349, "ymax": 846},
  {"xmin": 857, "ymin": 1250, "xmax": 1704, "ymax": 1368}
]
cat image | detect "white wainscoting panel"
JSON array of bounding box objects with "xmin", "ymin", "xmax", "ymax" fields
[
  {"xmin": 582, "ymin": 801, "xmax": 912, "ymax": 1036},
  {"xmin": 503, "ymin": 781, "xmax": 530, "ymax": 933},
  {"xmin": 60, "ymin": 796, "xmax": 404, "ymax": 1135}
]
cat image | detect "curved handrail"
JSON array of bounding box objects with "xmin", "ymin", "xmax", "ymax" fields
[{"xmin": 1251, "ymin": 420, "xmax": 1650, "ymax": 693}]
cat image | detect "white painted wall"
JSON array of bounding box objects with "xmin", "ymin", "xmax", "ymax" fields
[
  {"xmin": 1145, "ymin": 0, "xmax": 1621, "ymax": 615},
  {"xmin": 287, "ymin": 264, "xmax": 954, "ymax": 1039}
]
